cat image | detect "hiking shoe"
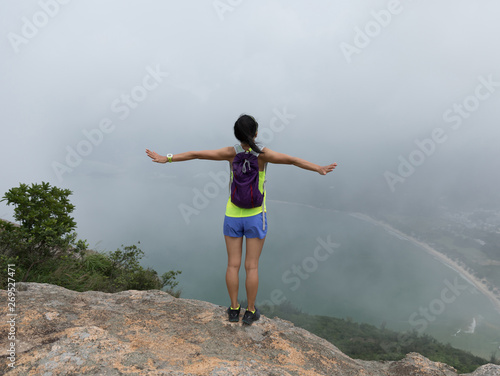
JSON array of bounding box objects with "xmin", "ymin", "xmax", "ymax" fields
[
  {"xmin": 227, "ymin": 305, "xmax": 241, "ymax": 322},
  {"xmin": 242, "ymin": 307, "xmax": 260, "ymax": 325}
]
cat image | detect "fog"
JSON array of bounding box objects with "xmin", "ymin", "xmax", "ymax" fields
[{"xmin": 1, "ymin": 0, "xmax": 500, "ymax": 358}]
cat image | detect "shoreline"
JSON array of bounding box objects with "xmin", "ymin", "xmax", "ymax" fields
[
  {"xmin": 268, "ymin": 201, "xmax": 500, "ymax": 316},
  {"xmin": 349, "ymin": 212, "xmax": 500, "ymax": 316}
]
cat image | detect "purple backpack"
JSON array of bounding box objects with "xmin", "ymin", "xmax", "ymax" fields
[{"xmin": 230, "ymin": 144, "xmax": 265, "ymax": 208}]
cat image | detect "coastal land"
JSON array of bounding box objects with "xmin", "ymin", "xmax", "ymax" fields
[
  {"xmin": 269, "ymin": 200, "xmax": 500, "ymax": 317},
  {"xmin": 349, "ymin": 212, "xmax": 500, "ymax": 316}
]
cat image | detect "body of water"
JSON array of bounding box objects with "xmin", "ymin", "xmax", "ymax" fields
[{"xmin": 147, "ymin": 200, "xmax": 500, "ymax": 359}]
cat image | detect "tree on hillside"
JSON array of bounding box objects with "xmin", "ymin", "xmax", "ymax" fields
[
  {"xmin": 0, "ymin": 182, "xmax": 87, "ymax": 281},
  {"xmin": 0, "ymin": 182, "xmax": 182, "ymax": 295}
]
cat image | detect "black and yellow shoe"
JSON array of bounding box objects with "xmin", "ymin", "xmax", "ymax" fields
[
  {"xmin": 227, "ymin": 304, "xmax": 241, "ymax": 322},
  {"xmin": 242, "ymin": 307, "xmax": 260, "ymax": 325}
]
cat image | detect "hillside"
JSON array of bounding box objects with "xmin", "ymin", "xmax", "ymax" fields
[
  {"xmin": 260, "ymin": 302, "xmax": 490, "ymax": 374},
  {"xmin": 2, "ymin": 283, "xmax": 500, "ymax": 375}
]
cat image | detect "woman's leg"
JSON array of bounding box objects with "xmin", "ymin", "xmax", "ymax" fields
[
  {"xmin": 225, "ymin": 235, "xmax": 243, "ymax": 309},
  {"xmin": 245, "ymin": 236, "xmax": 266, "ymax": 312}
]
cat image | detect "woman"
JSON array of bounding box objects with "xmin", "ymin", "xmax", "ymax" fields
[{"xmin": 146, "ymin": 114, "xmax": 337, "ymax": 325}]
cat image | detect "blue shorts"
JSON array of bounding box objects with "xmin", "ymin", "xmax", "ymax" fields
[{"xmin": 223, "ymin": 213, "xmax": 267, "ymax": 239}]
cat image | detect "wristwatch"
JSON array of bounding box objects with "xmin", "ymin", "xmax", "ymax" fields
[{"xmin": 167, "ymin": 153, "xmax": 173, "ymax": 163}]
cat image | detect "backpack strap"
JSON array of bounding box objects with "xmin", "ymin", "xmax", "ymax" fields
[
  {"xmin": 234, "ymin": 144, "xmax": 263, "ymax": 157},
  {"xmin": 234, "ymin": 144, "xmax": 245, "ymax": 154},
  {"xmin": 229, "ymin": 144, "xmax": 242, "ymax": 193},
  {"xmin": 262, "ymin": 153, "xmax": 267, "ymax": 231}
]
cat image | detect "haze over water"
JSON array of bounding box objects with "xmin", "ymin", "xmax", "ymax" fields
[{"xmin": 135, "ymin": 199, "xmax": 499, "ymax": 359}]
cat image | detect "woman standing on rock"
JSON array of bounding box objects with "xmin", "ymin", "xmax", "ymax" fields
[{"xmin": 146, "ymin": 114, "xmax": 337, "ymax": 325}]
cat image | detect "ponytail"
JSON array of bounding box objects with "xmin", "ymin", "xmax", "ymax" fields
[
  {"xmin": 246, "ymin": 136, "xmax": 263, "ymax": 154},
  {"xmin": 234, "ymin": 114, "xmax": 264, "ymax": 154}
]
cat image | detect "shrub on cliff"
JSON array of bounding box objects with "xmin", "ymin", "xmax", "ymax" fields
[
  {"xmin": 0, "ymin": 182, "xmax": 87, "ymax": 283},
  {"xmin": 0, "ymin": 182, "xmax": 181, "ymax": 296}
]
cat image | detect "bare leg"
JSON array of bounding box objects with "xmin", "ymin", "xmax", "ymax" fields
[
  {"xmin": 225, "ymin": 235, "xmax": 243, "ymax": 309},
  {"xmin": 245, "ymin": 236, "xmax": 266, "ymax": 312}
]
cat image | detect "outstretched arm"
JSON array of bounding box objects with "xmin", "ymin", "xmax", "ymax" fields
[
  {"xmin": 145, "ymin": 147, "xmax": 235, "ymax": 163},
  {"xmin": 261, "ymin": 148, "xmax": 337, "ymax": 175}
]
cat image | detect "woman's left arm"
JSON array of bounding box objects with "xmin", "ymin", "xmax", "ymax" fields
[{"xmin": 260, "ymin": 148, "xmax": 337, "ymax": 175}]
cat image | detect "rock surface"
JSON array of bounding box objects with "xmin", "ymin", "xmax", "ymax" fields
[{"xmin": 1, "ymin": 283, "xmax": 499, "ymax": 375}]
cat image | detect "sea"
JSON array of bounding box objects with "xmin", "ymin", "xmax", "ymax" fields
[{"xmin": 145, "ymin": 200, "xmax": 500, "ymax": 359}]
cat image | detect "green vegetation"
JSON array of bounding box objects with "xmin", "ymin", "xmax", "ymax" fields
[
  {"xmin": 261, "ymin": 301, "xmax": 490, "ymax": 374},
  {"xmin": 0, "ymin": 182, "xmax": 181, "ymax": 296}
]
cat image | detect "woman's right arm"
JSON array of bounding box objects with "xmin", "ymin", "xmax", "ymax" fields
[
  {"xmin": 261, "ymin": 148, "xmax": 337, "ymax": 175},
  {"xmin": 146, "ymin": 147, "xmax": 235, "ymax": 163}
]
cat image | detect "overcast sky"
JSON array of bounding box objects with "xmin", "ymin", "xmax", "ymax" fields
[{"xmin": 1, "ymin": 0, "xmax": 500, "ymax": 251}]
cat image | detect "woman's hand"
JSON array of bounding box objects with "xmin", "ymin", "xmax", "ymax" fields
[
  {"xmin": 318, "ymin": 163, "xmax": 337, "ymax": 175},
  {"xmin": 146, "ymin": 149, "xmax": 167, "ymax": 163}
]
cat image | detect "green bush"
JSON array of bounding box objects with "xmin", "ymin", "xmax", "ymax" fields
[
  {"xmin": 102, "ymin": 244, "xmax": 181, "ymax": 293},
  {"xmin": 84, "ymin": 253, "xmax": 113, "ymax": 274},
  {"xmin": 0, "ymin": 182, "xmax": 87, "ymax": 282},
  {"xmin": 0, "ymin": 182, "xmax": 181, "ymax": 296}
]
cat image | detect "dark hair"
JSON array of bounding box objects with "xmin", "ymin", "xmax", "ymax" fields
[{"xmin": 234, "ymin": 114, "xmax": 264, "ymax": 154}]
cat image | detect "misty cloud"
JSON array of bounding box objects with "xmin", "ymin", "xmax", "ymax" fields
[{"xmin": 1, "ymin": 0, "xmax": 499, "ymax": 359}]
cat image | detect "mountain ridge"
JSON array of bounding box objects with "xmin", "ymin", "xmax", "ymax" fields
[{"xmin": 1, "ymin": 282, "xmax": 499, "ymax": 375}]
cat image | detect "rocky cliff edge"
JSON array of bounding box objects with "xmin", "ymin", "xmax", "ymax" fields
[{"xmin": 1, "ymin": 283, "xmax": 499, "ymax": 376}]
